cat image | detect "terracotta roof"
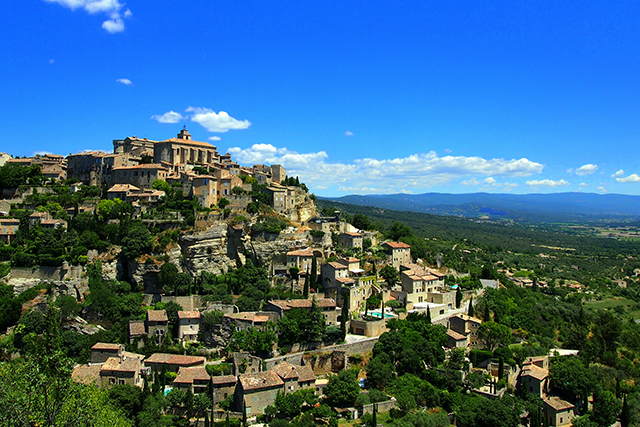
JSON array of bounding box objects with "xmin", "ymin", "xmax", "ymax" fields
[
  {"xmin": 178, "ymin": 311, "xmax": 201, "ymax": 320},
  {"xmin": 521, "ymin": 364, "xmax": 549, "ymax": 381},
  {"xmin": 0, "ymin": 219, "xmax": 19, "ymax": 225},
  {"xmin": 253, "ymin": 315, "xmax": 270, "ymax": 323},
  {"xmin": 147, "ymin": 309, "xmax": 168, "ymax": 322},
  {"xmin": 173, "ymin": 366, "xmax": 210, "ymax": 384},
  {"xmin": 453, "ymin": 314, "xmax": 482, "ymax": 324},
  {"xmin": 210, "ymin": 374, "xmax": 237, "ymax": 386},
  {"xmin": 383, "ymin": 241, "xmax": 411, "ymax": 249},
  {"xmin": 91, "ymin": 342, "xmax": 121, "ymax": 351},
  {"xmin": 145, "ymin": 353, "xmax": 205, "ymax": 367},
  {"xmin": 239, "ymin": 370, "xmax": 284, "ymax": 391},
  {"xmin": 343, "ymin": 232, "xmax": 363, "ymax": 237},
  {"xmin": 272, "ymin": 362, "xmax": 315, "ymax": 382},
  {"xmin": 129, "ymin": 320, "xmax": 146, "ymax": 337},
  {"xmin": 287, "ymin": 248, "xmax": 314, "ymax": 257},
  {"xmin": 447, "ymin": 330, "xmax": 467, "ymax": 341},
  {"xmin": 158, "ymin": 138, "xmax": 216, "ymax": 149},
  {"xmin": 336, "ymin": 277, "xmax": 356, "ymax": 284},
  {"xmin": 273, "ymin": 362, "xmax": 299, "ymax": 380},
  {"xmin": 544, "ymin": 396, "xmax": 574, "ymax": 411},
  {"xmin": 108, "ymin": 184, "xmax": 140, "ymax": 192},
  {"xmin": 101, "ymin": 356, "xmax": 141, "ymax": 373},
  {"xmin": 72, "ymin": 363, "xmax": 102, "ymax": 385},
  {"xmin": 340, "ymin": 257, "xmax": 360, "ymax": 263},
  {"xmin": 328, "ymin": 262, "xmax": 348, "ymax": 269}
]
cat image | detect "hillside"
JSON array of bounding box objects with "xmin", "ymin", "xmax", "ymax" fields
[{"xmin": 320, "ymin": 192, "xmax": 640, "ymax": 223}]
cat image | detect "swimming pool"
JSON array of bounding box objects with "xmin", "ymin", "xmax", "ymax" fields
[{"xmin": 368, "ymin": 311, "xmax": 396, "ymax": 319}]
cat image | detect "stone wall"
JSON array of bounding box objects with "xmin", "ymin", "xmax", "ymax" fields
[
  {"xmin": 264, "ymin": 336, "xmax": 379, "ymax": 370},
  {"xmin": 360, "ymin": 399, "xmax": 398, "ymax": 416}
]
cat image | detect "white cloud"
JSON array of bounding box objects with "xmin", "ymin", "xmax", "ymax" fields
[
  {"xmin": 461, "ymin": 178, "xmax": 479, "ymax": 186},
  {"xmin": 612, "ymin": 169, "xmax": 625, "ymax": 178},
  {"xmin": 525, "ymin": 179, "xmax": 569, "ymax": 187},
  {"xmin": 116, "ymin": 78, "xmax": 132, "ymax": 85},
  {"xmin": 483, "ymin": 177, "xmax": 497, "ymax": 185},
  {"xmin": 345, "ymin": 131, "xmax": 354, "ymax": 137},
  {"xmin": 49, "ymin": 59, "xmax": 55, "ymax": 64},
  {"xmin": 616, "ymin": 174, "xmax": 640, "ymax": 183},
  {"xmin": 151, "ymin": 111, "xmax": 185, "ymax": 124},
  {"xmin": 208, "ymin": 136, "xmax": 221, "ymax": 141},
  {"xmin": 573, "ymin": 164, "xmax": 598, "ymax": 175},
  {"xmin": 186, "ymin": 107, "xmax": 251, "ymax": 133},
  {"xmin": 579, "ymin": 182, "xmax": 589, "ymax": 187},
  {"xmin": 43, "ymin": 0, "xmax": 131, "ymax": 33},
  {"xmin": 598, "ymin": 186, "xmax": 608, "ymax": 193},
  {"xmin": 226, "ymin": 144, "xmax": 544, "ymax": 194}
]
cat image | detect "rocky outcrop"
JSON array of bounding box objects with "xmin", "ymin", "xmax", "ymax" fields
[
  {"xmin": 246, "ymin": 230, "xmax": 313, "ymax": 271},
  {"xmin": 178, "ymin": 223, "xmax": 237, "ymax": 276}
]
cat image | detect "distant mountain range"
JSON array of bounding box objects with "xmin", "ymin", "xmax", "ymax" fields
[{"xmin": 318, "ymin": 192, "xmax": 640, "ymax": 223}]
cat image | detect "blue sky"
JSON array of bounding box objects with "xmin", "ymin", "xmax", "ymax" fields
[{"xmin": 3, "ymin": 1, "xmax": 640, "ymax": 196}]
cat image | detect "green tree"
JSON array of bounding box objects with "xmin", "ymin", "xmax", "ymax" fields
[
  {"xmin": 592, "ymin": 389, "xmax": 618, "ymax": 427},
  {"xmin": 158, "ymin": 262, "xmax": 178, "ymax": 294},
  {"xmin": 121, "ymin": 225, "xmax": 154, "ymax": 260},
  {"xmin": 477, "ymin": 321, "xmax": 511, "ymax": 351},
  {"xmin": 456, "ymin": 286, "xmax": 463, "ymax": 309},
  {"xmin": 325, "ymin": 369, "xmax": 360, "ymax": 407},
  {"xmin": 379, "ymin": 265, "xmax": 399, "ymax": 287}
]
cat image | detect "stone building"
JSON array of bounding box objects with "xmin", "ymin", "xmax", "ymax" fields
[
  {"xmin": 153, "ymin": 128, "xmax": 219, "ymax": 169},
  {"xmin": 264, "ymin": 298, "xmax": 338, "ymax": 325},
  {"xmin": 448, "ymin": 314, "xmax": 483, "ymax": 349},
  {"xmin": 177, "ymin": 310, "xmax": 200, "ymax": 342},
  {"xmin": 235, "ymin": 371, "xmax": 284, "ymax": 416},
  {"xmin": 339, "ymin": 232, "xmax": 363, "ymax": 250},
  {"xmin": 111, "ymin": 163, "xmax": 169, "ymax": 188},
  {"xmin": 382, "ymin": 241, "xmax": 411, "ymax": 269},
  {"xmin": 146, "ymin": 309, "xmax": 169, "ymax": 344},
  {"xmin": 172, "ymin": 366, "xmax": 211, "ymax": 394},
  {"xmin": 0, "ymin": 218, "xmax": 19, "ymax": 243}
]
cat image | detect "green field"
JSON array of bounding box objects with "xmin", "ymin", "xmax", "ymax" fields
[{"xmin": 584, "ymin": 297, "xmax": 640, "ymax": 320}]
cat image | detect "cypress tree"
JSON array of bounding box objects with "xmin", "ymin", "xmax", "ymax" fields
[
  {"xmin": 484, "ymin": 304, "xmax": 491, "ymax": 322},
  {"xmin": 425, "ymin": 305, "xmax": 431, "ymax": 323},
  {"xmin": 372, "ymin": 403, "xmax": 377, "ymax": 427},
  {"xmin": 340, "ymin": 291, "xmax": 350, "ymax": 337},
  {"xmin": 621, "ymin": 394, "xmax": 630, "ymax": 427},
  {"xmin": 455, "ymin": 286, "xmax": 462, "ymax": 308},
  {"xmin": 498, "ymin": 357, "xmax": 504, "ymax": 380},
  {"xmin": 468, "ymin": 297, "xmax": 474, "ymax": 317},
  {"xmin": 309, "ymin": 256, "xmax": 317, "ymax": 294}
]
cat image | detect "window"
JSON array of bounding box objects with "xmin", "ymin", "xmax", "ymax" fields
[
  {"xmin": 119, "ymin": 379, "xmax": 125, "ymax": 385},
  {"xmin": 109, "ymin": 378, "xmax": 116, "ymax": 384}
]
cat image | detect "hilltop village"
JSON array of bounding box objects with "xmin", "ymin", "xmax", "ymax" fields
[{"xmin": 0, "ymin": 129, "xmax": 638, "ymax": 427}]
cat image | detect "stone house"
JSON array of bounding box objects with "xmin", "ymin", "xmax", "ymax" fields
[
  {"xmin": 518, "ymin": 356, "xmax": 550, "ymax": 397},
  {"xmin": 111, "ymin": 163, "xmax": 169, "ymax": 188},
  {"xmin": 223, "ymin": 311, "xmax": 278, "ymax": 334},
  {"xmin": 211, "ymin": 375, "xmax": 238, "ymax": 407},
  {"xmin": 543, "ymin": 396, "xmax": 576, "ymax": 427},
  {"xmin": 446, "ymin": 329, "xmax": 468, "ymax": 348},
  {"xmin": 91, "ymin": 342, "xmax": 125, "ymax": 363},
  {"xmin": 286, "ymin": 248, "xmax": 315, "ymax": 272},
  {"xmin": 177, "ymin": 310, "xmax": 200, "ymax": 342},
  {"xmin": 0, "ymin": 218, "xmax": 19, "ymax": 243},
  {"xmin": 146, "ymin": 309, "xmax": 169, "ymax": 344},
  {"xmin": 235, "ymin": 370, "xmax": 285, "ymax": 416},
  {"xmin": 100, "ymin": 354, "xmax": 145, "ymax": 388},
  {"xmin": 272, "ymin": 361, "xmax": 315, "ymax": 393},
  {"xmin": 264, "ymin": 298, "xmax": 338, "ymax": 325},
  {"xmin": 382, "ymin": 241, "xmax": 411, "ymax": 269},
  {"xmin": 448, "ymin": 314, "xmax": 483, "ymax": 349},
  {"xmin": 339, "ymin": 232, "xmax": 363, "ymax": 250},
  {"xmin": 400, "ymin": 264, "xmax": 446, "ymax": 305},
  {"xmin": 172, "ymin": 366, "xmax": 211, "ymax": 394},
  {"xmin": 191, "ymin": 175, "xmax": 219, "ymax": 208},
  {"xmin": 321, "ymin": 261, "xmax": 350, "ymax": 292}
]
